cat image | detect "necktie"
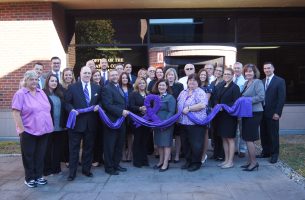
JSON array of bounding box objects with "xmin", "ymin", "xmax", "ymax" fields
[
  {"xmin": 84, "ymin": 83, "xmax": 90, "ymax": 106},
  {"xmin": 56, "ymin": 72, "xmax": 59, "ymax": 80},
  {"xmin": 234, "ymin": 76, "xmax": 238, "ymax": 84},
  {"xmin": 103, "ymin": 71, "xmax": 107, "ymax": 84},
  {"xmin": 266, "ymin": 77, "xmax": 270, "ymax": 89},
  {"xmin": 37, "ymin": 78, "xmax": 41, "ymax": 89}
]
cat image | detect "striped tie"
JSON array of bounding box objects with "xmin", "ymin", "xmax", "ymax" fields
[{"xmin": 84, "ymin": 83, "xmax": 90, "ymax": 106}]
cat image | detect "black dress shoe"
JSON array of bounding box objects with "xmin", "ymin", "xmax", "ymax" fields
[
  {"xmin": 133, "ymin": 163, "xmax": 142, "ymax": 168},
  {"xmin": 105, "ymin": 169, "xmax": 119, "ymax": 175},
  {"xmin": 187, "ymin": 164, "xmax": 201, "ymax": 172},
  {"xmin": 82, "ymin": 171, "xmax": 93, "ymax": 177},
  {"xmin": 270, "ymin": 155, "xmax": 278, "ymax": 164},
  {"xmin": 181, "ymin": 162, "xmax": 191, "ymax": 170},
  {"xmin": 256, "ymin": 153, "xmax": 270, "ymax": 158},
  {"xmin": 115, "ymin": 166, "xmax": 127, "ymax": 172},
  {"xmin": 240, "ymin": 163, "xmax": 250, "ymax": 168},
  {"xmin": 67, "ymin": 175, "xmax": 75, "ymax": 181}
]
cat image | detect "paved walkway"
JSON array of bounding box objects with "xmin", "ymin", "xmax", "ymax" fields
[{"xmin": 0, "ymin": 155, "xmax": 304, "ymax": 200}]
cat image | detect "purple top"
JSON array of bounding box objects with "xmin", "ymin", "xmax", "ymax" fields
[
  {"xmin": 12, "ymin": 87, "xmax": 53, "ymax": 136},
  {"xmin": 177, "ymin": 87, "xmax": 208, "ymax": 125}
]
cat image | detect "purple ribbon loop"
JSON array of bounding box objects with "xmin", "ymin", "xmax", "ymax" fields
[{"xmin": 66, "ymin": 97, "xmax": 253, "ymax": 129}]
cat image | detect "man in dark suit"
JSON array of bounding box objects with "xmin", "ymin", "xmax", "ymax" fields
[
  {"xmin": 102, "ymin": 69, "xmax": 129, "ymax": 175},
  {"xmin": 124, "ymin": 63, "xmax": 137, "ymax": 84},
  {"xmin": 65, "ymin": 66, "xmax": 102, "ymax": 181},
  {"xmin": 43, "ymin": 56, "xmax": 62, "ymax": 81},
  {"xmin": 33, "ymin": 62, "xmax": 45, "ymax": 89},
  {"xmin": 258, "ymin": 62, "xmax": 286, "ymax": 164}
]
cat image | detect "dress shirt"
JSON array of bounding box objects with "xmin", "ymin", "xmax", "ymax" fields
[
  {"xmin": 178, "ymin": 76, "xmax": 188, "ymax": 90},
  {"xmin": 208, "ymin": 75, "xmax": 216, "ymax": 84},
  {"xmin": 265, "ymin": 73, "xmax": 274, "ymax": 90},
  {"xmin": 233, "ymin": 75, "xmax": 246, "ymax": 92}
]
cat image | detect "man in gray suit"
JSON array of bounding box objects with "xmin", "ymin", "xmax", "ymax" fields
[{"xmin": 33, "ymin": 62, "xmax": 45, "ymax": 89}]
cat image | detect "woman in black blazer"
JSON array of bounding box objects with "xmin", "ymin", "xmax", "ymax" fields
[
  {"xmin": 129, "ymin": 77, "xmax": 150, "ymax": 167},
  {"xmin": 43, "ymin": 74, "xmax": 66, "ymax": 176},
  {"xmin": 214, "ymin": 68, "xmax": 240, "ymax": 169}
]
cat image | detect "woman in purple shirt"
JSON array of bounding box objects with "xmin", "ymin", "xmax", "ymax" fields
[
  {"xmin": 177, "ymin": 74, "xmax": 208, "ymax": 172},
  {"xmin": 12, "ymin": 70, "xmax": 53, "ymax": 188}
]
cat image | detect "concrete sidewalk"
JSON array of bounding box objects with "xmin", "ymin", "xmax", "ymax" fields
[{"xmin": 0, "ymin": 155, "xmax": 304, "ymax": 200}]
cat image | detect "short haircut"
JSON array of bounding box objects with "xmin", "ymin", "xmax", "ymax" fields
[
  {"xmin": 224, "ymin": 67, "xmax": 234, "ymax": 75},
  {"xmin": 187, "ymin": 73, "xmax": 201, "ymax": 86},
  {"xmin": 243, "ymin": 64, "xmax": 260, "ymax": 79},
  {"xmin": 22, "ymin": 70, "xmax": 38, "ymax": 87},
  {"xmin": 263, "ymin": 62, "xmax": 274, "ymax": 68},
  {"xmin": 51, "ymin": 56, "xmax": 61, "ymax": 61},
  {"xmin": 34, "ymin": 62, "xmax": 43, "ymax": 67}
]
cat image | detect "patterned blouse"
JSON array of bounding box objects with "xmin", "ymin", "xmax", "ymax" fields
[{"xmin": 177, "ymin": 87, "xmax": 208, "ymax": 125}]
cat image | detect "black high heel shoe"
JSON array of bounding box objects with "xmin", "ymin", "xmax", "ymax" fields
[
  {"xmin": 240, "ymin": 163, "xmax": 250, "ymax": 168},
  {"xmin": 159, "ymin": 164, "xmax": 169, "ymax": 172},
  {"xmin": 243, "ymin": 163, "xmax": 259, "ymax": 171},
  {"xmin": 153, "ymin": 163, "xmax": 163, "ymax": 169}
]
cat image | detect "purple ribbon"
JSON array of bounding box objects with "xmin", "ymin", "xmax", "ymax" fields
[
  {"xmin": 66, "ymin": 97, "xmax": 253, "ymax": 129},
  {"xmin": 142, "ymin": 94, "xmax": 161, "ymax": 122}
]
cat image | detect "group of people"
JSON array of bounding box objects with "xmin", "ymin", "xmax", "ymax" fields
[{"xmin": 12, "ymin": 57, "xmax": 286, "ymax": 188}]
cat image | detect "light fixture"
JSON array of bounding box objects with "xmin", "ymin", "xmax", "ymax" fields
[
  {"xmin": 242, "ymin": 46, "xmax": 280, "ymax": 50},
  {"xmin": 96, "ymin": 47, "xmax": 132, "ymax": 51}
]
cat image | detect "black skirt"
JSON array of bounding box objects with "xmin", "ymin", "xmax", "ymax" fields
[
  {"xmin": 216, "ymin": 111, "xmax": 237, "ymax": 138},
  {"xmin": 242, "ymin": 112, "xmax": 263, "ymax": 141}
]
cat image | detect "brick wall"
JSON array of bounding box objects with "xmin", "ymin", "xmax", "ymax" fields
[{"xmin": 0, "ymin": 2, "xmax": 67, "ymax": 109}]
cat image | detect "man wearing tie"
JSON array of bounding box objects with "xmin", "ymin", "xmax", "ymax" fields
[
  {"xmin": 258, "ymin": 62, "xmax": 286, "ymax": 164},
  {"xmin": 43, "ymin": 57, "xmax": 62, "ymax": 81},
  {"xmin": 65, "ymin": 66, "xmax": 102, "ymax": 181},
  {"xmin": 233, "ymin": 62, "xmax": 247, "ymax": 158},
  {"xmin": 102, "ymin": 69, "xmax": 129, "ymax": 175},
  {"xmin": 100, "ymin": 58, "xmax": 109, "ymax": 85},
  {"xmin": 33, "ymin": 62, "xmax": 45, "ymax": 89}
]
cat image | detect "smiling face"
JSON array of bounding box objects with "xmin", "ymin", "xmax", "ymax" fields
[
  {"xmin": 101, "ymin": 58, "xmax": 108, "ymax": 71},
  {"xmin": 199, "ymin": 70, "xmax": 207, "ymax": 82},
  {"xmin": 166, "ymin": 71, "xmax": 175, "ymax": 83},
  {"xmin": 109, "ymin": 70, "xmax": 119, "ymax": 84},
  {"xmin": 51, "ymin": 58, "xmax": 61, "ymax": 72},
  {"xmin": 121, "ymin": 73, "xmax": 129, "ymax": 85},
  {"xmin": 156, "ymin": 68, "xmax": 164, "ymax": 80},
  {"xmin": 63, "ymin": 70, "xmax": 73, "ymax": 84},
  {"xmin": 25, "ymin": 75, "xmax": 38, "ymax": 91},
  {"xmin": 204, "ymin": 64, "xmax": 214, "ymax": 77},
  {"xmin": 34, "ymin": 64, "xmax": 43, "ymax": 77},
  {"xmin": 263, "ymin": 64, "xmax": 274, "ymax": 77},
  {"xmin": 148, "ymin": 67, "xmax": 156, "ymax": 79},
  {"xmin": 80, "ymin": 66, "xmax": 92, "ymax": 83},
  {"xmin": 244, "ymin": 68, "xmax": 255, "ymax": 81},
  {"xmin": 92, "ymin": 71, "xmax": 101, "ymax": 84},
  {"xmin": 233, "ymin": 63, "xmax": 243, "ymax": 77},
  {"xmin": 223, "ymin": 69, "xmax": 233, "ymax": 83},
  {"xmin": 158, "ymin": 81, "xmax": 167, "ymax": 95},
  {"xmin": 48, "ymin": 76, "xmax": 58, "ymax": 91},
  {"xmin": 214, "ymin": 66, "xmax": 223, "ymax": 78},
  {"xmin": 138, "ymin": 79, "xmax": 147, "ymax": 91},
  {"xmin": 184, "ymin": 64, "xmax": 195, "ymax": 76},
  {"xmin": 115, "ymin": 64, "xmax": 124, "ymax": 75},
  {"xmin": 124, "ymin": 64, "xmax": 132, "ymax": 74}
]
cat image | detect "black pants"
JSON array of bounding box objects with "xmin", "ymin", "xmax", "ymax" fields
[
  {"xmin": 212, "ymin": 117, "xmax": 224, "ymax": 159},
  {"xmin": 61, "ymin": 130, "xmax": 69, "ymax": 163},
  {"xmin": 20, "ymin": 132, "xmax": 48, "ymax": 182},
  {"xmin": 260, "ymin": 116, "xmax": 280, "ymax": 156},
  {"xmin": 93, "ymin": 124, "xmax": 103, "ymax": 163},
  {"xmin": 180, "ymin": 125, "xmax": 206, "ymax": 165},
  {"xmin": 133, "ymin": 126, "xmax": 149, "ymax": 166},
  {"xmin": 44, "ymin": 131, "xmax": 65, "ymax": 175},
  {"xmin": 68, "ymin": 130, "xmax": 95, "ymax": 177},
  {"xmin": 103, "ymin": 122, "xmax": 126, "ymax": 172}
]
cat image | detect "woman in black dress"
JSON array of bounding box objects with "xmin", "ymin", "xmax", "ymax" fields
[
  {"xmin": 214, "ymin": 68, "xmax": 240, "ymax": 169},
  {"xmin": 119, "ymin": 72, "xmax": 134, "ymax": 162},
  {"xmin": 129, "ymin": 77, "xmax": 150, "ymax": 167}
]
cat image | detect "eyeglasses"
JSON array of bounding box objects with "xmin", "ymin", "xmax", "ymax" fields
[
  {"xmin": 185, "ymin": 68, "xmax": 194, "ymax": 71},
  {"xmin": 223, "ymin": 73, "xmax": 232, "ymax": 76},
  {"xmin": 215, "ymin": 69, "xmax": 223, "ymax": 72}
]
